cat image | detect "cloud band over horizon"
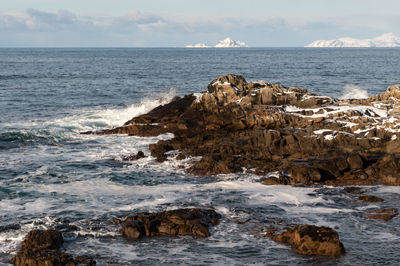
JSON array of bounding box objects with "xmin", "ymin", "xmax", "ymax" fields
[{"xmin": 0, "ymin": 8, "xmax": 399, "ymax": 47}]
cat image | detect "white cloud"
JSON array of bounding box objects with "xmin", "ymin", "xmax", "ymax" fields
[{"xmin": 0, "ymin": 9, "xmax": 398, "ymax": 47}]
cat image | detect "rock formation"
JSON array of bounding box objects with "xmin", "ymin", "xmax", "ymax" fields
[
  {"xmin": 83, "ymin": 74, "xmax": 400, "ymax": 186},
  {"xmin": 121, "ymin": 208, "xmax": 221, "ymax": 239},
  {"xmin": 267, "ymin": 225, "xmax": 345, "ymax": 257},
  {"xmin": 11, "ymin": 229, "xmax": 95, "ymax": 266}
]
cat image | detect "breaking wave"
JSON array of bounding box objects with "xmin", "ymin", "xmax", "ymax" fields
[{"xmin": 340, "ymin": 84, "xmax": 369, "ymax": 99}]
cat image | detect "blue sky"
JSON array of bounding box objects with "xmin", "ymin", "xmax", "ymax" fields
[{"xmin": 1, "ymin": 0, "xmax": 399, "ymax": 47}]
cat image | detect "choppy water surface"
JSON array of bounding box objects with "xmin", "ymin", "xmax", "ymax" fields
[{"xmin": 1, "ymin": 48, "xmax": 400, "ymax": 265}]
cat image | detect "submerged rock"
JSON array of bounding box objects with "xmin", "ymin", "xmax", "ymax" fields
[
  {"xmin": 358, "ymin": 195, "xmax": 384, "ymax": 202},
  {"xmin": 267, "ymin": 225, "xmax": 345, "ymax": 257},
  {"xmin": 367, "ymin": 208, "xmax": 398, "ymax": 221},
  {"xmin": 123, "ymin": 150, "xmax": 146, "ymax": 161},
  {"xmin": 11, "ymin": 229, "xmax": 95, "ymax": 266},
  {"xmin": 84, "ymin": 74, "xmax": 400, "ymax": 186},
  {"xmin": 121, "ymin": 208, "xmax": 221, "ymax": 239}
]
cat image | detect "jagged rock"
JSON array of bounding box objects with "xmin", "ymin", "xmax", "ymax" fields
[
  {"xmin": 267, "ymin": 225, "xmax": 345, "ymax": 257},
  {"xmin": 82, "ymin": 74, "xmax": 400, "ymax": 186},
  {"xmin": 367, "ymin": 208, "xmax": 398, "ymax": 221},
  {"xmin": 11, "ymin": 229, "xmax": 96, "ymax": 266},
  {"xmin": 121, "ymin": 208, "xmax": 221, "ymax": 239}
]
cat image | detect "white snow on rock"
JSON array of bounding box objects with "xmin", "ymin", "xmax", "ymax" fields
[
  {"xmin": 215, "ymin": 37, "xmax": 248, "ymax": 48},
  {"xmin": 306, "ymin": 33, "xmax": 400, "ymax": 48}
]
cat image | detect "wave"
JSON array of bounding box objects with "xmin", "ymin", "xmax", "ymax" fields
[
  {"xmin": 340, "ymin": 84, "xmax": 369, "ymax": 99},
  {"xmin": 30, "ymin": 88, "xmax": 176, "ymax": 133},
  {"xmin": 0, "ymin": 130, "xmax": 58, "ymax": 150},
  {"xmin": 0, "ymin": 89, "xmax": 176, "ymax": 150}
]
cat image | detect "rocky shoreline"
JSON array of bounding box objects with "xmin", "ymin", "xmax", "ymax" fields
[
  {"xmin": 11, "ymin": 75, "xmax": 400, "ymax": 264},
  {"xmin": 84, "ymin": 74, "xmax": 400, "ymax": 186}
]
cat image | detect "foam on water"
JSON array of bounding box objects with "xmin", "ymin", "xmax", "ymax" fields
[
  {"xmin": 1, "ymin": 88, "xmax": 176, "ymax": 133},
  {"xmin": 51, "ymin": 88, "xmax": 175, "ymax": 132},
  {"xmin": 375, "ymin": 186, "xmax": 400, "ymax": 194}
]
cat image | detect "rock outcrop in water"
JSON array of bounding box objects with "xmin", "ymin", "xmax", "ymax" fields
[
  {"xmin": 121, "ymin": 208, "xmax": 221, "ymax": 239},
  {"xmin": 11, "ymin": 229, "xmax": 95, "ymax": 266},
  {"xmin": 267, "ymin": 225, "xmax": 345, "ymax": 257},
  {"xmin": 83, "ymin": 74, "xmax": 400, "ymax": 186},
  {"xmin": 367, "ymin": 208, "xmax": 399, "ymax": 221}
]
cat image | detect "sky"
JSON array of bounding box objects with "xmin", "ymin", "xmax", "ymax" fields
[{"xmin": 0, "ymin": 0, "xmax": 399, "ymax": 47}]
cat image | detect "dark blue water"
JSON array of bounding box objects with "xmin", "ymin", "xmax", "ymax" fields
[{"xmin": 1, "ymin": 48, "xmax": 400, "ymax": 265}]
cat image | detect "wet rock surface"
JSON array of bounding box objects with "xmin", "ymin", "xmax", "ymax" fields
[
  {"xmin": 367, "ymin": 208, "xmax": 399, "ymax": 221},
  {"xmin": 123, "ymin": 150, "xmax": 146, "ymax": 161},
  {"xmin": 267, "ymin": 225, "xmax": 345, "ymax": 257},
  {"xmin": 358, "ymin": 195, "xmax": 384, "ymax": 202},
  {"xmin": 121, "ymin": 208, "xmax": 221, "ymax": 239},
  {"xmin": 84, "ymin": 74, "xmax": 400, "ymax": 186},
  {"xmin": 11, "ymin": 229, "xmax": 95, "ymax": 266}
]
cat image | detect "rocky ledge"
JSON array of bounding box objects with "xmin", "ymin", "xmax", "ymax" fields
[
  {"xmin": 83, "ymin": 74, "xmax": 400, "ymax": 186},
  {"xmin": 267, "ymin": 225, "xmax": 345, "ymax": 257},
  {"xmin": 11, "ymin": 229, "xmax": 95, "ymax": 266},
  {"xmin": 120, "ymin": 208, "xmax": 221, "ymax": 239}
]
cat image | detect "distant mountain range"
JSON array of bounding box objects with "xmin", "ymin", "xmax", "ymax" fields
[
  {"xmin": 185, "ymin": 38, "xmax": 248, "ymax": 48},
  {"xmin": 306, "ymin": 33, "xmax": 400, "ymax": 47}
]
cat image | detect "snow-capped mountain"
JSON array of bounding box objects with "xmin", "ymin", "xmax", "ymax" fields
[
  {"xmin": 185, "ymin": 37, "xmax": 248, "ymax": 48},
  {"xmin": 306, "ymin": 33, "xmax": 400, "ymax": 48},
  {"xmin": 214, "ymin": 38, "xmax": 248, "ymax": 48}
]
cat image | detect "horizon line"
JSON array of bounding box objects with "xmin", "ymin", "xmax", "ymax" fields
[{"xmin": 1, "ymin": 46, "xmax": 400, "ymax": 49}]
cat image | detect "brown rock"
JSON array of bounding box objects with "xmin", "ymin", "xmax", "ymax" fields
[
  {"xmin": 358, "ymin": 195, "xmax": 384, "ymax": 202},
  {"xmin": 367, "ymin": 208, "xmax": 398, "ymax": 221},
  {"xmin": 121, "ymin": 208, "xmax": 221, "ymax": 239},
  {"xmin": 11, "ymin": 229, "xmax": 96, "ymax": 266},
  {"xmin": 268, "ymin": 225, "xmax": 345, "ymax": 257},
  {"xmin": 84, "ymin": 74, "xmax": 400, "ymax": 186},
  {"xmin": 347, "ymin": 154, "xmax": 364, "ymax": 169},
  {"xmin": 124, "ymin": 150, "xmax": 146, "ymax": 161}
]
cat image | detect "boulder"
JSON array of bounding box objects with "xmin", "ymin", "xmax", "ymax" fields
[
  {"xmin": 267, "ymin": 225, "xmax": 345, "ymax": 257},
  {"xmin": 122, "ymin": 208, "xmax": 221, "ymax": 239},
  {"xmin": 11, "ymin": 229, "xmax": 95, "ymax": 266}
]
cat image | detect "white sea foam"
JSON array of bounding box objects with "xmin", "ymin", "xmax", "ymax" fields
[
  {"xmin": 340, "ymin": 84, "xmax": 369, "ymax": 100},
  {"xmin": 371, "ymin": 232, "xmax": 400, "ymax": 241},
  {"xmin": 2, "ymin": 88, "xmax": 176, "ymax": 132},
  {"xmin": 50, "ymin": 88, "xmax": 176, "ymax": 132},
  {"xmin": 375, "ymin": 186, "xmax": 400, "ymax": 194}
]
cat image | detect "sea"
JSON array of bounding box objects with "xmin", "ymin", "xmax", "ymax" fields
[{"xmin": 1, "ymin": 48, "xmax": 400, "ymax": 265}]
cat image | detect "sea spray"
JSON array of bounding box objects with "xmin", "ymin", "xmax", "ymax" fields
[
  {"xmin": 1, "ymin": 88, "xmax": 176, "ymax": 133},
  {"xmin": 340, "ymin": 84, "xmax": 369, "ymax": 99}
]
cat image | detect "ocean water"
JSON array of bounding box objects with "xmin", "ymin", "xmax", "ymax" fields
[{"xmin": 1, "ymin": 48, "xmax": 400, "ymax": 265}]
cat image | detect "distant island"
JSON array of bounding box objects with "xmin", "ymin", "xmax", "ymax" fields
[
  {"xmin": 185, "ymin": 37, "xmax": 248, "ymax": 48},
  {"xmin": 306, "ymin": 33, "xmax": 400, "ymax": 47}
]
